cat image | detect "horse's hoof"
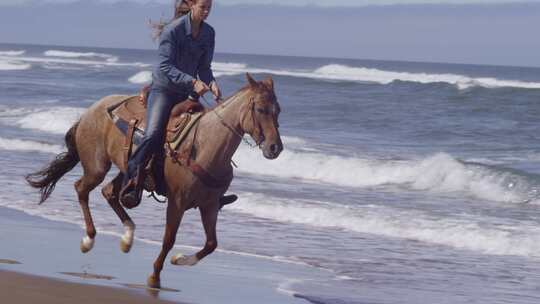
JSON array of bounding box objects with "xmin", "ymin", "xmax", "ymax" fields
[
  {"xmin": 120, "ymin": 222, "xmax": 135, "ymax": 253},
  {"xmin": 171, "ymin": 253, "xmax": 199, "ymax": 266},
  {"xmin": 147, "ymin": 275, "xmax": 161, "ymax": 289},
  {"xmin": 120, "ymin": 239, "xmax": 132, "ymax": 253},
  {"xmin": 80, "ymin": 236, "xmax": 94, "ymax": 254}
]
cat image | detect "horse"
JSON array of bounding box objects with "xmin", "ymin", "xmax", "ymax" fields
[{"xmin": 25, "ymin": 73, "xmax": 283, "ymax": 288}]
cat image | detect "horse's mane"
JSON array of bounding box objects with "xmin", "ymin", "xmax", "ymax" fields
[{"xmin": 213, "ymin": 81, "xmax": 276, "ymax": 110}]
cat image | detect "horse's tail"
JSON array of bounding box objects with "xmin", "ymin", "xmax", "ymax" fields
[{"xmin": 26, "ymin": 121, "xmax": 80, "ymax": 204}]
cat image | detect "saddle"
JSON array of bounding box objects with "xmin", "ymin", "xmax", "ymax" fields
[{"xmin": 107, "ymin": 95, "xmax": 205, "ymax": 195}]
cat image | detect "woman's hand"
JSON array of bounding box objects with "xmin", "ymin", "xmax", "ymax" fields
[
  {"xmin": 138, "ymin": 84, "xmax": 151, "ymax": 108},
  {"xmin": 192, "ymin": 79, "xmax": 210, "ymax": 97},
  {"xmin": 210, "ymin": 80, "xmax": 222, "ymax": 102}
]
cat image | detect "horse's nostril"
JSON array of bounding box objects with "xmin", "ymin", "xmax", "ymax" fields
[{"xmin": 270, "ymin": 144, "xmax": 278, "ymax": 153}]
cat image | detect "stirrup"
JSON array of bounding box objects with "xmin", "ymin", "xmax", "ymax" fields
[
  {"xmin": 119, "ymin": 167, "xmax": 145, "ymax": 209},
  {"xmin": 119, "ymin": 180, "xmax": 143, "ymax": 209}
]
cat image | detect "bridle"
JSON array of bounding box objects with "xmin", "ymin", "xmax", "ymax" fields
[{"xmin": 201, "ymin": 95, "xmax": 263, "ymax": 148}]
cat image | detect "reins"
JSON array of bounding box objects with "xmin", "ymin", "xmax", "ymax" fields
[{"xmin": 201, "ymin": 95, "xmax": 260, "ymax": 149}]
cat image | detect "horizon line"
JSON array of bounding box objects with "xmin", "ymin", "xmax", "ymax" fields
[{"xmin": 1, "ymin": 40, "xmax": 539, "ymax": 70}]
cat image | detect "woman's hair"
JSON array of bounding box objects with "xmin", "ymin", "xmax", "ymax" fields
[{"xmin": 150, "ymin": 0, "xmax": 191, "ymax": 40}]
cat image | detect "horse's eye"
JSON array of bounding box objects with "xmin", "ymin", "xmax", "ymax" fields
[{"xmin": 256, "ymin": 108, "xmax": 268, "ymax": 115}]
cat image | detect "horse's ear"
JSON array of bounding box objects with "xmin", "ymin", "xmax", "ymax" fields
[
  {"xmin": 246, "ymin": 73, "xmax": 258, "ymax": 87},
  {"xmin": 262, "ymin": 76, "xmax": 274, "ymax": 91}
]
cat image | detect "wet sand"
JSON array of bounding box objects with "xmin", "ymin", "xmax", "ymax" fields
[
  {"xmin": 0, "ymin": 270, "xmax": 177, "ymax": 304},
  {"xmin": 0, "ymin": 206, "xmax": 328, "ymax": 304}
]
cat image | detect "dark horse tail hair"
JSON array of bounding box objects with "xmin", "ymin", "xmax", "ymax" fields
[{"xmin": 26, "ymin": 121, "xmax": 80, "ymax": 204}]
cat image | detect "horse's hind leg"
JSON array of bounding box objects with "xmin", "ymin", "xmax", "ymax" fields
[
  {"xmin": 75, "ymin": 165, "xmax": 109, "ymax": 253},
  {"xmin": 101, "ymin": 172, "xmax": 136, "ymax": 253}
]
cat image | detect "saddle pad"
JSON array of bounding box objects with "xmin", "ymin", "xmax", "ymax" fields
[
  {"xmin": 107, "ymin": 95, "xmax": 204, "ymax": 148},
  {"xmin": 169, "ymin": 112, "xmax": 203, "ymax": 150}
]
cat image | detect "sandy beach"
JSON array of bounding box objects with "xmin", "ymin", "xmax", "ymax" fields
[
  {"xmin": 0, "ymin": 206, "xmax": 328, "ymax": 304},
  {"xmin": 0, "ymin": 270, "xmax": 177, "ymax": 304}
]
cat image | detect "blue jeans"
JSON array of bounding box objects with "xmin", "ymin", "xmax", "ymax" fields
[{"xmin": 125, "ymin": 87, "xmax": 188, "ymax": 181}]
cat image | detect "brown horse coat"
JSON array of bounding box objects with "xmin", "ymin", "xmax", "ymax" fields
[{"xmin": 26, "ymin": 73, "xmax": 283, "ymax": 288}]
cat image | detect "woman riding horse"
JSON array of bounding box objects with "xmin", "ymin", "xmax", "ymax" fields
[{"xmin": 121, "ymin": 0, "xmax": 235, "ymax": 208}]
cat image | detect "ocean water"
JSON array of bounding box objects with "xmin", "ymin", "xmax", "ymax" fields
[{"xmin": 2, "ymin": 42, "xmax": 540, "ymax": 303}]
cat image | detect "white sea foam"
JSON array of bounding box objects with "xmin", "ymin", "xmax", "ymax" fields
[
  {"xmin": 44, "ymin": 50, "xmax": 119, "ymax": 63},
  {"xmin": 0, "ymin": 137, "xmax": 63, "ymax": 154},
  {"xmin": 128, "ymin": 71, "xmax": 152, "ymax": 84},
  {"xmin": 208, "ymin": 62, "xmax": 540, "ymax": 90},
  {"xmin": 0, "ymin": 55, "xmax": 149, "ymax": 68},
  {"xmin": 229, "ymin": 192, "xmax": 540, "ymax": 258},
  {"xmin": 313, "ymin": 64, "xmax": 540, "ymax": 90},
  {"xmin": 0, "ymin": 50, "xmax": 25, "ymax": 56},
  {"xmin": 213, "ymin": 62, "xmax": 248, "ymax": 77},
  {"xmin": 280, "ymin": 136, "xmax": 308, "ymax": 146},
  {"xmin": 0, "ymin": 60, "xmax": 31, "ymax": 71},
  {"xmin": 6, "ymin": 105, "xmax": 531, "ymax": 205},
  {"xmin": 130, "ymin": 62, "xmax": 538, "ymax": 90},
  {"xmin": 3, "ymin": 187, "xmax": 540, "ymax": 261},
  {"xmin": 5, "ymin": 104, "xmax": 530, "ymax": 204},
  {"xmin": 127, "ymin": 63, "xmax": 249, "ymax": 82},
  {"xmin": 234, "ymin": 147, "xmax": 527, "ymax": 203},
  {"xmin": 16, "ymin": 107, "xmax": 86, "ymax": 134}
]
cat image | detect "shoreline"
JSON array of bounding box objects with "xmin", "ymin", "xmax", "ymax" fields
[{"xmin": 0, "ymin": 206, "xmax": 327, "ymax": 304}]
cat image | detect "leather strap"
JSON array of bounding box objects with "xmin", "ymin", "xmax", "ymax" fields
[
  {"xmin": 177, "ymin": 118, "xmax": 201, "ymax": 166},
  {"xmin": 124, "ymin": 119, "xmax": 138, "ymax": 170},
  {"xmin": 189, "ymin": 163, "xmax": 230, "ymax": 188},
  {"xmin": 165, "ymin": 147, "xmax": 229, "ymax": 189}
]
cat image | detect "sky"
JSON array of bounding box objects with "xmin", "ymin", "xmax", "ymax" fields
[
  {"xmin": 1, "ymin": 0, "xmax": 539, "ymax": 67},
  {"xmin": 1, "ymin": 0, "xmax": 538, "ymax": 6}
]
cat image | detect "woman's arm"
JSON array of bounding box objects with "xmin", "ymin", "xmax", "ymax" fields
[{"xmin": 158, "ymin": 27, "xmax": 195, "ymax": 89}]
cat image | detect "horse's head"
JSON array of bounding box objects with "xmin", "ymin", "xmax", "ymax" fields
[{"xmin": 241, "ymin": 73, "xmax": 283, "ymax": 159}]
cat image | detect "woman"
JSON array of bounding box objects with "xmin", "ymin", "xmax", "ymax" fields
[{"xmin": 120, "ymin": 0, "xmax": 224, "ymax": 207}]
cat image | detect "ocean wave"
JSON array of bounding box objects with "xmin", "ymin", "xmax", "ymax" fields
[
  {"xmin": 7, "ymin": 104, "xmax": 536, "ymax": 204},
  {"xmin": 0, "ymin": 137, "xmax": 63, "ymax": 154},
  {"xmin": 234, "ymin": 146, "xmax": 536, "ymax": 203},
  {"xmin": 213, "ymin": 62, "xmax": 247, "ymax": 77},
  {"xmin": 0, "ymin": 50, "xmax": 25, "ymax": 56},
  {"xmin": 128, "ymin": 71, "xmax": 152, "ymax": 84},
  {"xmin": 229, "ymin": 192, "xmax": 540, "ymax": 258},
  {"xmin": 0, "ymin": 54, "xmax": 149, "ymax": 69},
  {"xmin": 16, "ymin": 107, "xmax": 86, "ymax": 134},
  {"xmin": 0, "ymin": 59, "xmax": 31, "ymax": 71},
  {"xmin": 44, "ymin": 50, "xmax": 119, "ymax": 63},
  {"xmin": 310, "ymin": 64, "xmax": 540, "ymax": 90},
  {"xmin": 3, "ymin": 188, "xmax": 540, "ymax": 262},
  {"xmin": 128, "ymin": 62, "xmax": 248, "ymax": 83},
  {"xmin": 134, "ymin": 61, "xmax": 540, "ymax": 90},
  {"xmin": 205, "ymin": 62, "xmax": 540, "ymax": 90}
]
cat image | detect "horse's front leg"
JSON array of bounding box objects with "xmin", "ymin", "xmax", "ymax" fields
[
  {"xmin": 147, "ymin": 197, "xmax": 184, "ymax": 289},
  {"xmin": 171, "ymin": 202, "xmax": 219, "ymax": 266}
]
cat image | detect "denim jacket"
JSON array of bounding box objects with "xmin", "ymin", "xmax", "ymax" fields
[{"xmin": 152, "ymin": 12, "xmax": 215, "ymax": 94}]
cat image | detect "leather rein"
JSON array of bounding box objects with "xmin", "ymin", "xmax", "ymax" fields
[
  {"xmin": 165, "ymin": 94, "xmax": 264, "ymax": 188},
  {"xmin": 201, "ymin": 95, "xmax": 264, "ymax": 148}
]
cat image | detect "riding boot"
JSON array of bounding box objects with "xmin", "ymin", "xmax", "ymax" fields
[
  {"xmin": 119, "ymin": 165, "xmax": 146, "ymax": 209},
  {"xmin": 219, "ymin": 194, "xmax": 238, "ymax": 210}
]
